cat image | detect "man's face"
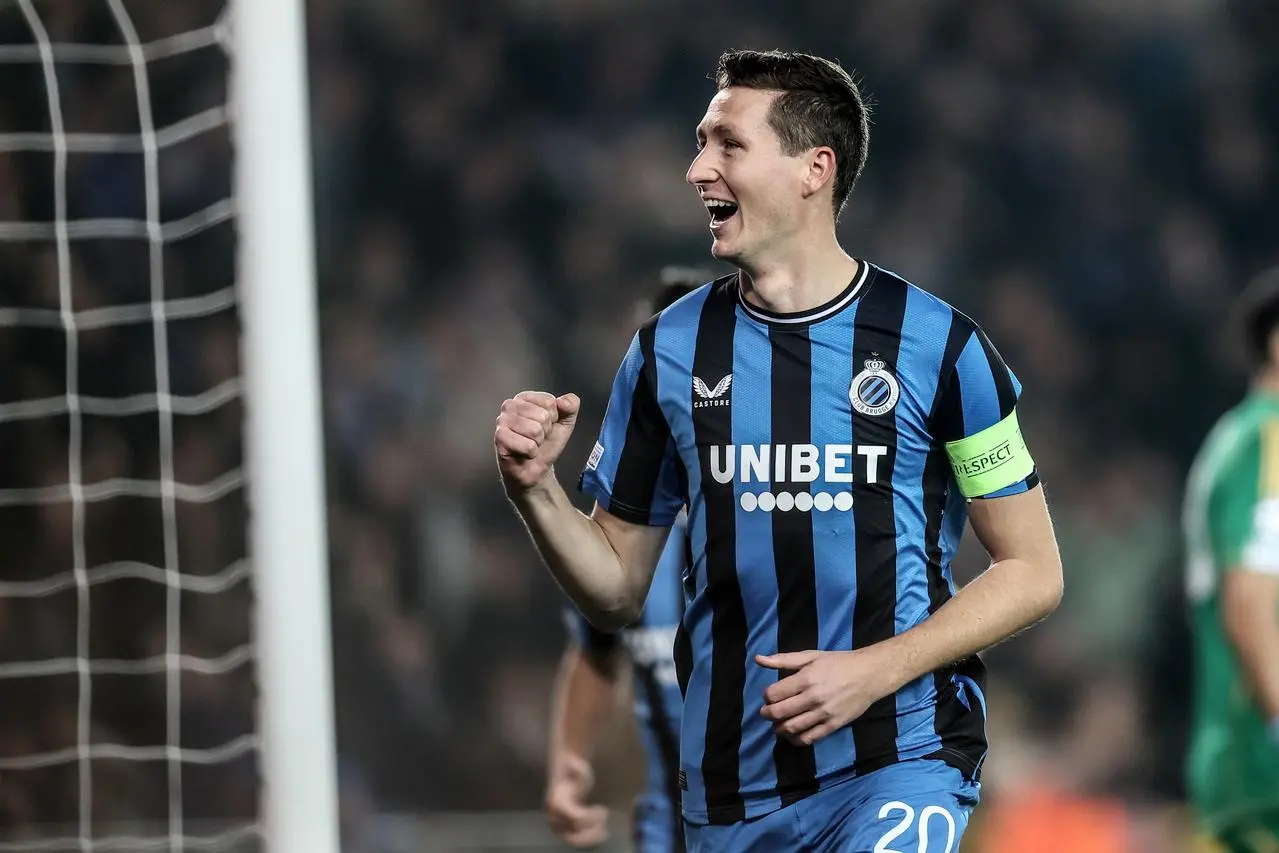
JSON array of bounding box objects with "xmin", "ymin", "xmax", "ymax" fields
[{"xmin": 687, "ymin": 87, "xmax": 808, "ymax": 266}]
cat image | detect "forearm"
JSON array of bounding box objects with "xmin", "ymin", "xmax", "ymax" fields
[
  {"xmin": 1221, "ymin": 572, "xmax": 1279, "ymax": 723},
  {"xmin": 548, "ymin": 647, "xmax": 619, "ymax": 777},
  {"xmin": 1229, "ymin": 613, "xmax": 1279, "ymax": 721},
  {"xmin": 511, "ymin": 476, "xmax": 641, "ymax": 629},
  {"xmin": 875, "ymin": 556, "xmax": 1062, "ymax": 692}
]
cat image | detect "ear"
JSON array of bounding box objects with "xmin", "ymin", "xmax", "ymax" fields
[{"xmin": 800, "ymin": 147, "xmax": 837, "ymax": 202}]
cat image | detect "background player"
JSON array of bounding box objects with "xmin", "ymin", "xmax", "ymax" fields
[
  {"xmin": 496, "ymin": 50, "xmax": 1062, "ymax": 852},
  {"xmin": 1183, "ymin": 268, "xmax": 1279, "ymax": 853},
  {"xmin": 545, "ymin": 269, "xmax": 709, "ymax": 852}
]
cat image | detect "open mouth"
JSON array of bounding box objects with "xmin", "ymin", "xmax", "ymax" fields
[{"xmin": 705, "ymin": 199, "xmax": 739, "ymax": 227}]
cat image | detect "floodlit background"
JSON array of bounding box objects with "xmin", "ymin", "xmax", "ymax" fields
[{"xmin": 1, "ymin": 0, "xmax": 1277, "ymax": 850}]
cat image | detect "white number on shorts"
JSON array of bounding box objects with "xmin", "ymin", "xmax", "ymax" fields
[
  {"xmin": 872, "ymin": 801, "xmax": 957, "ymax": 853},
  {"xmin": 918, "ymin": 805, "xmax": 957, "ymax": 853},
  {"xmin": 872, "ymin": 802, "xmax": 914, "ymax": 853}
]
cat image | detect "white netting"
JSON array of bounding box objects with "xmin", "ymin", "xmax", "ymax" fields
[{"xmin": 0, "ymin": 1, "xmax": 258, "ymax": 851}]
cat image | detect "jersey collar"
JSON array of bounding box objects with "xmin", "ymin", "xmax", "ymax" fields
[{"xmin": 735, "ymin": 260, "xmax": 872, "ymax": 327}]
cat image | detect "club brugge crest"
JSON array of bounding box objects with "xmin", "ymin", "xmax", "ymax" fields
[{"xmin": 850, "ymin": 356, "xmax": 899, "ymax": 416}]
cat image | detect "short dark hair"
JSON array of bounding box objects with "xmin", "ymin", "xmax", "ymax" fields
[
  {"xmin": 715, "ymin": 49, "xmax": 870, "ymax": 220},
  {"xmin": 1235, "ymin": 267, "xmax": 1279, "ymax": 369},
  {"xmin": 649, "ymin": 265, "xmax": 714, "ymax": 314}
]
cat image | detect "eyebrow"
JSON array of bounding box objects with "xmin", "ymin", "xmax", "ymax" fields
[{"xmin": 695, "ymin": 121, "xmax": 744, "ymax": 143}]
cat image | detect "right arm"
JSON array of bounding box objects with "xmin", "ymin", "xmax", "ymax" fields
[
  {"xmin": 1213, "ymin": 420, "xmax": 1279, "ymax": 732},
  {"xmin": 549, "ymin": 643, "xmax": 622, "ymax": 777},
  {"xmin": 544, "ymin": 619, "xmax": 623, "ymax": 848},
  {"xmin": 511, "ymin": 481, "xmax": 671, "ymax": 629},
  {"xmin": 496, "ymin": 330, "xmax": 684, "ymax": 630},
  {"xmin": 1221, "ymin": 569, "xmax": 1279, "ymax": 724}
]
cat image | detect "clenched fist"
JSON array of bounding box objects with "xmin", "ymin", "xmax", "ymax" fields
[{"xmin": 495, "ymin": 391, "xmax": 581, "ymax": 494}]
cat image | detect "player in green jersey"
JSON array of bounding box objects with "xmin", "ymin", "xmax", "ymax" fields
[{"xmin": 1183, "ymin": 269, "xmax": 1279, "ymax": 853}]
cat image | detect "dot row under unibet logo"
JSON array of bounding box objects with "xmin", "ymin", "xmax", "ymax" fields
[{"xmin": 739, "ymin": 491, "xmax": 855, "ymax": 513}]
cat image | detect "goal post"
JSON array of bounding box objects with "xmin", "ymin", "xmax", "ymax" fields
[
  {"xmin": 232, "ymin": 0, "xmax": 341, "ymax": 851},
  {"xmin": 0, "ymin": 0, "xmax": 339, "ymax": 846}
]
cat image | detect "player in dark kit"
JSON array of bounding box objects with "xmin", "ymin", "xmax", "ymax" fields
[
  {"xmin": 545, "ymin": 268, "xmax": 708, "ymax": 853},
  {"xmin": 496, "ymin": 50, "xmax": 1063, "ymax": 852}
]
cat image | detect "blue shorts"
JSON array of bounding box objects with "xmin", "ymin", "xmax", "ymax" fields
[
  {"xmin": 633, "ymin": 791, "xmax": 686, "ymax": 853},
  {"xmin": 683, "ymin": 759, "xmax": 979, "ymax": 853}
]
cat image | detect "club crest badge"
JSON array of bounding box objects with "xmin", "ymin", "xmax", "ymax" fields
[{"xmin": 850, "ymin": 356, "xmax": 900, "ymax": 416}]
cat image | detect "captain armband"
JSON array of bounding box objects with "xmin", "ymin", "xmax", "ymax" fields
[{"xmin": 944, "ymin": 409, "xmax": 1035, "ymax": 499}]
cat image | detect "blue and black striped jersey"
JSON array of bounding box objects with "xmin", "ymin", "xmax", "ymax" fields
[{"xmin": 579, "ymin": 262, "xmax": 1038, "ymax": 825}]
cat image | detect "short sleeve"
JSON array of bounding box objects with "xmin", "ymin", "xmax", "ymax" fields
[
  {"xmin": 935, "ymin": 325, "xmax": 1039, "ymax": 500},
  {"xmin": 578, "ymin": 328, "xmax": 685, "ymax": 525},
  {"xmin": 1214, "ymin": 421, "xmax": 1279, "ymax": 575}
]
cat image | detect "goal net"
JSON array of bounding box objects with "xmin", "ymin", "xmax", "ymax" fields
[{"xmin": 0, "ymin": 1, "xmax": 268, "ymax": 849}]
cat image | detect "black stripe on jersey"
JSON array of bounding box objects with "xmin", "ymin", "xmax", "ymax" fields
[
  {"xmin": 925, "ymin": 654, "xmax": 989, "ymax": 779},
  {"xmin": 682, "ymin": 524, "xmax": 697, "ymax": 602},
  {"xmin": 768, "ymin": 327, "xmax": 820, "ymax": 804},
  {"xmin": 692, "ymin": 281, "xmax": 747, "ymax": 823},
  {"xmin": 975, "ymin": 327, "xmax": 1018, "ymax": 420},
  {"xmin": 633, "ymin": 667, "xmax": 686, "ymax": 852},
  {"xmin": 674, "ymin": 531, "xmax": 694, "ymax": 698},
  {"xmin": 849, "ymin": 267, "xmax": 906, "ymax": 774},
  {"xmin": 607, "ymin": 320, "xmax": 671, "ymax": 524},
  {"xmin": 931, "ymin": 315, "xmax": 973, "ymax": 444},
  {"xmin": 922, "ymin": 311, "xmax": 988, "ymax": 778}
]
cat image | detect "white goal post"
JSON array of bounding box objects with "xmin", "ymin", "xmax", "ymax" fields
[{"xmin": 232, "ymin": 0, "xmax": 341, "ymax": 851}]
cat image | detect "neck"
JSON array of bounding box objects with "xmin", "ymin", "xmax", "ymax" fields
[{"xmin": 737, "ymin": 231, "xmax": 859, "ymax": 315}]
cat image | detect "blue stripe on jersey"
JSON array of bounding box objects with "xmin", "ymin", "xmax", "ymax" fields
[
  {"xmin": 651, "ymin": 290, "xmax": 710, "ymax": 818},
  {"xmin": 586, "ymin": 333, "xmax": 642, "ymax": 501},
  {"xmin": 954, "ymin": 334, "xmax": 1001, "ymax": 438},
  {"xmin": 940, "ymin": 487, "xmax": 968, "ymax": 584},
  {"xmin": 631, "ymin": 523, "xmax": 688, "ymax": 806},
  {"xmin": 727, "ymin": 316, "xmax": 783, "ymax": 813},
  {"xmin": 803, "ymin": 311, "xmax": 860, "ymax": 776},
  {"xmin": 887, "ymin": 285, "xmax": 954, "ymax": 756}
]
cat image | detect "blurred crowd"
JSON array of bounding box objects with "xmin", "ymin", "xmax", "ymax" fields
[{"xmin": 0, "ymin": 0, "xmax": 1278, "ymax": 850}]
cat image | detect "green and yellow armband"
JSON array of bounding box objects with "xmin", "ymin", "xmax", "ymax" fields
[{"xmin": 945, "ymin": 410, "xmax": 1035, "ymax": 499}]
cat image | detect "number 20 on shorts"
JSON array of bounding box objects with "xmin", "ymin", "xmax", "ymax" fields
[{"xmin": 874, "ymin": 801, "xmax": 958, "ymax": 853}]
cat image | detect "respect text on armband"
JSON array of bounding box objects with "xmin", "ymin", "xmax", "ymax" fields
[{"xmin": 950, "ymin": 439, "xmax": 1017, "ymax": 479}]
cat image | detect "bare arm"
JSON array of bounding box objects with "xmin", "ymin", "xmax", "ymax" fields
[
  {"xmin": 1221, "ymin": 570, "xmax": 1279, "ymax": 721},
  {"xmin": 496, "ymin": 390, "xmax": 671, "ymax": 629},
  {"xmin": 544, "ymin": 644, "xmax": 621, "ymax": 847},
  {"xmin": 873, "ymin": 485, "xmax": 1063, "ymax": 692},
  {"xmin": 758, "ymin": 484, "xmax": 1063, "ymax": 745},
  {"xmin": 512, "ymin": 480, "xmax": 670, "ymax": 629},
  {"xmin": 547, "ymin": 645, "xmax": 621, "ymax": 779}
]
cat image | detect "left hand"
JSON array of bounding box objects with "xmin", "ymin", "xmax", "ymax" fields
[{"xmin": 756, "ymin": 649, "xmax": 898, "ymax": 746}]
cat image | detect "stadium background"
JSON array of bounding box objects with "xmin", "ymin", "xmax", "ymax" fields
[{"xmin": 2, "ymin": 0, "xmax": 1279, "ymax": 850}]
